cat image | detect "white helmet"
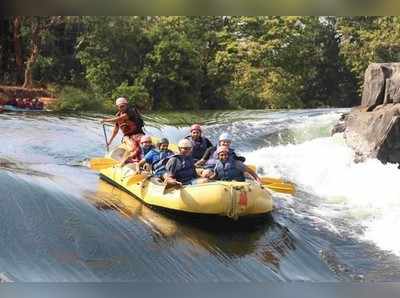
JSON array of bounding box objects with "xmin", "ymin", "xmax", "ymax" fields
[
  {"xmin": 178, "ymin": 139, "xmax": 192, "ymax": 148},
  {"xmin": 115, "ymin": 97, "xmax": 128, "ymax": 106},
  {"xmin": 218, "ymin": 132, "xmax": 232, "ymax": 142}
]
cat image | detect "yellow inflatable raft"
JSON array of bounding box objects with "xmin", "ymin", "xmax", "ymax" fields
[{"xmin": 98, "ymin": 143, "xmax": 273, "ymax": 220}]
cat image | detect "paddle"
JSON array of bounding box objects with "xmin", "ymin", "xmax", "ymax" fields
[
  {"xmin": 89, "ymin": 157, "xmax": 119, "ymax": 171},
  {"xmin": 245, "ymin": 164, "xmax": 295, "ymax": 194},
  {"xmin": 126, "ymin": 172, "xmax": 149, "ymax": 185},
  {"xmin": 89, "ymin": 154, "xmax": 149, "ymax": 184},
  {"xmin": 260, "ymin": 177, "xmax": 295, "ymax": 194},
  {"xmin": 102, "ymin": 124, "xmax": 109, "ymax": 152}
]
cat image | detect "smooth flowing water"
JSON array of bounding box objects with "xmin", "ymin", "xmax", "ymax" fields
[{"xmin": 1, "ymin": 108, "xmax": 400, "ymax": 282}]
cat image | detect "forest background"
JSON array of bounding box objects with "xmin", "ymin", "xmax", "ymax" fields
[{"xmin": 1, "ymin": 16, "xmax": 399, "ymax": 112}]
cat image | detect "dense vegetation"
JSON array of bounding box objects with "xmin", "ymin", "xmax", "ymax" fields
[{"xmin": 1, "ymin": 16, "xmax": 399, "ymax": 111}]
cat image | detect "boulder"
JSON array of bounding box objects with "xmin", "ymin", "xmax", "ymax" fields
[
  {"xmin": 337, "ymin": 105, "xmax": 400, "ymax": 164},
  {"xmin": 334, "ymin": 63, "xmax": 400, "ymax": 166},
  {"xmin": 361, "ymin": 63, "xmax": 400, "ymax": 110}
]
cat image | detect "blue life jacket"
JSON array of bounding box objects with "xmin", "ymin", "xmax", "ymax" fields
[
  {"xmin": 214, "ymin": 160, "xmax": 245, "ymax": 182},
  {"xmin": 141, "ymin": 145, "xmax": 155, "ymax": 158},
  {"xmin": 185, "ymin": 135, "xmax": 210, "ymax": 160},
  {"xmin": 169, "ymin": 154, "xmax": 196, "ymax": 184},
  {"xmin": 152, "ymin": 149, "xmax": 174, "ymax": 177}
]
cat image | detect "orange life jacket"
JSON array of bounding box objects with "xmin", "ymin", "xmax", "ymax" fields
[{"xmin": 116, "ymin": 111, "xmax": 139, "ymax": 136}]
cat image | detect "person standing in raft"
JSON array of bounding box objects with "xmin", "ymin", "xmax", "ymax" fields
[
  {"xmin": 101, "ymin": 97, "xmax": 145, "ymax": 147},
  {"xmin": 164, "ymin": 139, "xmax": 209, "ymax": 187},
  {"xmin": 185, "ymin": 124, "xmax": 213, "ymax": 161}
]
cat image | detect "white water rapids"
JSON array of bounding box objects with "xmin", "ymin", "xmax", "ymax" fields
[{"xmin": 245, "ymin": 112, "xmax": 400, "ymax": 257}]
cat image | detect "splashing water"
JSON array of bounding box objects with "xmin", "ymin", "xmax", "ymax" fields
[{"xmin": 246, "ymin": 125, "xmax": 400, "ymax": 256}]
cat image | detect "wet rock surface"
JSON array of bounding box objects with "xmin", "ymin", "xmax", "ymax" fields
[{"xmin": 334, "ymin": 63, "xmax": 400, "ymax": 165}]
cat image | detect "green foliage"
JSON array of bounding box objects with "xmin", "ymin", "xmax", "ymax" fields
[
  {"xmin": 2, "ymin": 16, "xmax": 399, "ymax": 110},
  {"xmin": 141, "ymin": 26, "xmax": 202, "ymax": 110},
  {"xmin": 337, "ymin": 16, "xmax": 400, "ymax": 97},
  {"xmin": 52, "ymin": 86, "xmax": 104, "ymax": 112},
  {"xmin": 112, "ymin": 82, "xmax": 153, "ymax": 110},
  {"xmin": 76, "ymin": 16, "xmax": 151, "ymax": 97},
  {"xmin": 31, "ymin": 18, "xmax": 86, "ymax": 87}
]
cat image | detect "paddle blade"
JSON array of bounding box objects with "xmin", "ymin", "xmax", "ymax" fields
[
  {"xmin": 89, "ymin": 158, "xmax": 119, "ymax": 170},
  {"xmin": 265, "ymin": 183, "xmax": 295, "ymax": 194},
  {"xmin": 126, "ymin": 173, "xmax": 148, "ymax": 185},
  {"xmin": 261, "ymin": 177, "xmax": 287, "ymax": 185},
  {"xmin": 261, "ymin": 177, "xmax": 295, "ymax": 195},
  {"xmin": 246, "ymin": 164, "xmax": 257, "ymax": 172}
]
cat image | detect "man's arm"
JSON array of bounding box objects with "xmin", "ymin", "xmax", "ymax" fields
[
  {"xmin": 243, "ymin": 164, "xmax": 261, "ymax": 183},
  {"xmin": 164, "ymin": 158, "xmax": 182, "ymax": 186},
  {"xmin": 195, "ymin": 147, "xmax": 213, "ymax": 166},
  {"xmin": 101, "ymin": 113, "xmax": 129, "ymax": 124}
]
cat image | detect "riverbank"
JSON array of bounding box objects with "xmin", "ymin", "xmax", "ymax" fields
[{"xmin": 0, "ymin": 85, "xmax": 57, "ymax": 108}]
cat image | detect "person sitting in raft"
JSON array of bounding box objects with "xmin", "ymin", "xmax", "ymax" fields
[
  {"xmin": 195, "ymin": 132, "xmax": 245, "ymax": 168},
  {"xmin": 185, "ymin": 124, "xmax": 213, "ymax": 161},
  {"xmin": 23, "ymin": 98, "xmax": 33, "ymax": 109},
  {"xmin": 137, "ymin": 138, "xmax": 174, "ymax": 177},
  {"xmin": 6, "ymin": 98, "xmax": 17, "ymax": 106},
  {"xmin": 101, "ymin": 97, "xmax": 145, "ymax": 147},
  {"xmin": 16, "ymin": 98, "xmax": 25, "ymax": 108},
  {"xmin": 32, "ymin": 98, "xmax": 44, "ymax": 110},
  {"xmin": 139, "ymin": 135, "xmax": 155, "ymax": 156},
  {"xmin": 206, "ymin": 146, "xmax": 261, "ymax": 183},
  {"xmin": 120, "ymin": 134, "xmax": 154, "ymax": 166},
  {"xmin": 164, "ymin": 139, "xmax": 209, "ymax": 187}
]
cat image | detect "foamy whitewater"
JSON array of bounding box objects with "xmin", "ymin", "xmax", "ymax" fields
[{"xmin": 246, "ymin": 113, "xmax": 400, "ymax": 256}]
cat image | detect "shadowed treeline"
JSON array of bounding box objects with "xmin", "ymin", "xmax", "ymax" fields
[{"xmin": 2, "ymin": 16, "xmax": 400, "ymax": 112}]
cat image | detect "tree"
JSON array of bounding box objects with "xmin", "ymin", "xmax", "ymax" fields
[
  {"xmin": 77, "ymin": 16, "xmax": 151, "ymax": 97},
  {"xmin": 13, "ymin": 17, "xmax": 63, "ymax": 88},
  {"xmin": 12, "ymin": 16, "xmax": 24, "ymax": 83},
  {"xmin": 337, "ymin": 17, "xmax": 400, "ymax": 94},
  {"xmin": 141, "ymin": 22, "xmax": 202, "ymax": 110}
]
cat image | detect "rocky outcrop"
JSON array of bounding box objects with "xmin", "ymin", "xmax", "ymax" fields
[
  {"xmin": 361, "ymin": 63, "xmax": 400, "ymax": 109},
  {"xmin": 334, "ymin": 63, "xmax": 400, "ymax": 166}
]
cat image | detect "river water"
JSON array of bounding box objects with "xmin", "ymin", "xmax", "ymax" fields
[{"xmin": 0, "ymin": 109, "xmax": 400, "ymax": 282}]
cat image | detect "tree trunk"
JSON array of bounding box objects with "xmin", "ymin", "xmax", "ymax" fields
[
  {"xmin": 21, "ymin": 17, "xmax": 62, "ymax": 89},
  {"xmin": 22, "ymin": 21, "xmax": 40, "ymax": 89},
  {"xmin": 12, "ymin": 16, "xmax": 24, "ymax": 84}
]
